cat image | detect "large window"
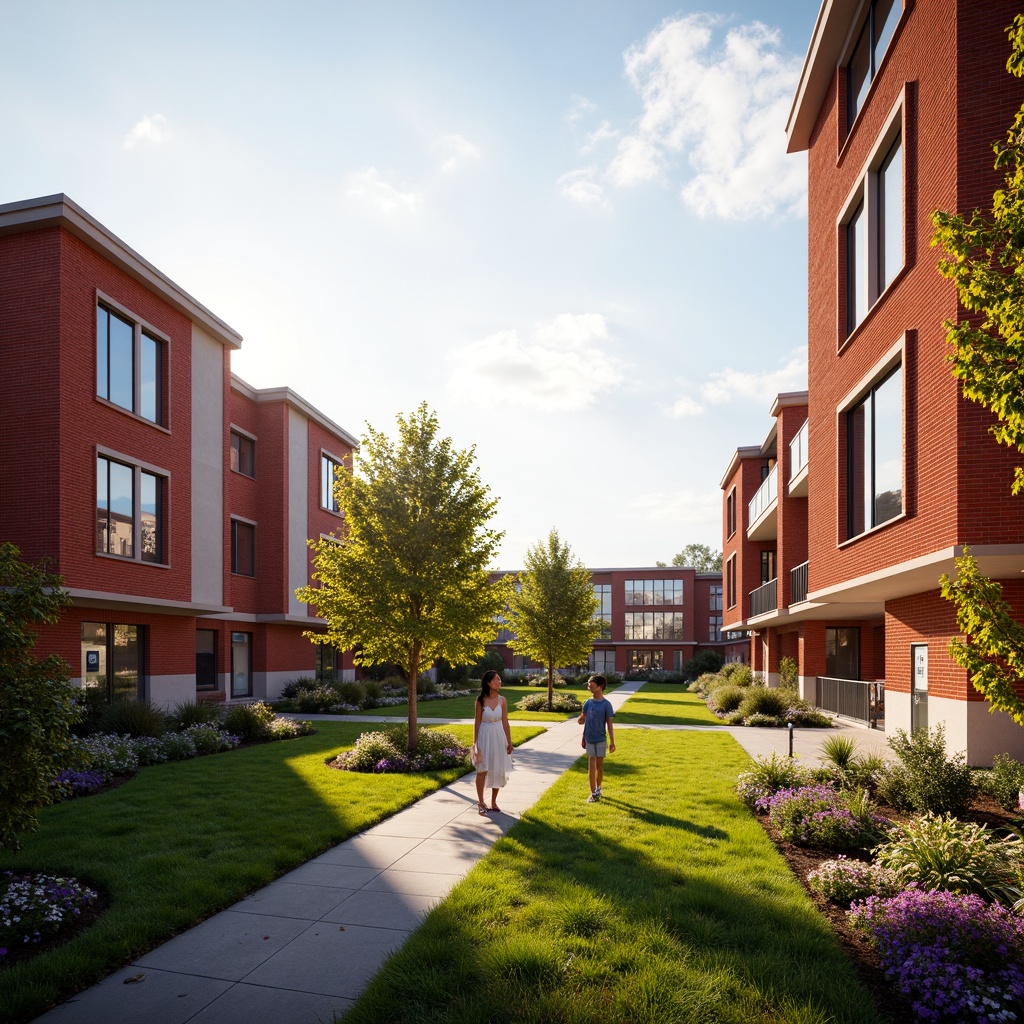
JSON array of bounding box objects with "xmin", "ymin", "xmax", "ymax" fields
[
  {"xmin": 629, "ymin": 649, "xmax": 663, "ymax": 672},
  {"xmin": 321, "ymin": 454, "xmax": 341, "ymax": 513},
  {"xmin": 230, "ymin": 431, "xmax": 255, "ymax": 477},
  {"xmin": 96, "ymin": 454, "xmax": 164, "ymax": 563},
  {"xmin": 96, "ymin": 303, "xmax": 164, "ymax": 424},
  {"xmin": 710, "ymin": 585, "xmax": 723, "ymax": 611},
  {"xmin": 624, "ymin": 611, "xmax": 685, "ymax": 641},
  {"xmin": 826, "ymin": 627, "xmax": 861, "ymax": 680},
  {"xmin": 844, "ymin": 123, "xmax": 904, "ymax": 337},
  {"xmin": 592, "ymin": 584, "xmax": 612, "ymax": 639},
  {"xmin": 846, "ymin": 0, "xmax": 899, "ymax": 128},
  {"xmin": 624, "ymin": 579, "xmax": 683, "ymax": 606},
  {"xmin": 81, "ymin": 622, "xmax": 143, "ymax": 702},
  {"xmin": 231, "ymin": 518, "xmax": 256, "ymax": 576},
  {"xmin": 847, "ymin": 364, "xmax": 903, "ymax": 537},
  {"xmin": 588, "ymin": 649, "xmax": 615, "ymax": 674}
]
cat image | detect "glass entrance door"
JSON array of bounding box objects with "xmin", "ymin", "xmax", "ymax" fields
[{"xmin": 231, "ymin": 632, "xmax": 251, "ymax": 698}]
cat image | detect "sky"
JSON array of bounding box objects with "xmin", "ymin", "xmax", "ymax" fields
[{"xmin": 1, "ymin": 0, "xmax": 822, "ymax": 570}]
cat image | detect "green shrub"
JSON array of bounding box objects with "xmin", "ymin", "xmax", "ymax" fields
[
  {"xmin": 735, "ymin": 751, "xmax": 813, "ymax": 810},
  {"xmin": 708, "ymin": 684, "xmax": 745, "ymax": 714},
  {"xmin": 767, "ymin": 785, "xmax": 885, "ymax": 851},
  {"xmin": 807, "ymin": 856, "xmax": 900, "ymax": 905},
  {"xmin": 380, "ymin": 674, "xmax": 406, "ymax": 691},
  {"xmin": 181, "ymin": 723, "xmax": 234, "ymax": 755},
  {"xmin": 527, "ymin": 673, "xmax": 567, "ymax": 689},
  {"xmin": 331, "ymin": 725, "xmax": 468, "ymax": 772},
  {"xmin": 515, "ymin": 692, "xmax": 582, "ymax": 713},
  {"xmin": 746, "ymin": 713, "xmax": 785, "ymax": 727},
  {"xmin": 337, "ymin": 681, "xmax": 367, "ymax": 705},
  {"xmin": 976, "ymin": 753, "xmax": 1024, "ymax": 811},
  {"xmin": 157, "ymin": 731, "xmax": 198, "ymax": 760},
  {"xmin": 472, "ymin": 649, "xmax": 506, "ymax": 676},
  {"xmin": 787, "ymin": 708, "xmax": 834, "ymax": 727},
  {"xmin": 873, "ymin": 812, "xmax": 1024, "ymax": 906},
  {"xmin": 725, "ymin": 710, "xmax": 746, "ymax": 725},
  {"xmin": 720, "ymin": 664, "xmax": 754, "ymax": 686},
  {"xmin": 70, "ymin": 686, "xmax": 107, "ymax": 736},
  {"xmin": 99, "ymin": 700, "xmax": 166, "ymax": 738},
  {"xmin": 280, "ymin": 677, "xmax": 318, "ymax": 699},
  {"xmin": 362, "ymin": 679, "xmax": 384, "ymax": 701},
  {"xmin": 778, "ymin": 656, "xmax": 798, "ymax": 689},
  {"xmin": 684, "ymin": 650, "xmax": 723, "ymax": 678},
  {"xmin": 416, "ymin": 675, "xmax": 437, "ymax": 696},
  {"xmin": 822, "ymin": 735, "xmax": 859, "ymax": 770},
  {"xmin": 693, "ymin": 672, "xmax": 719, "ymax": 694},
  {"xmin": 738, "ymin": 685, "xmax": 790, "ymax": 719},
  {"xmin": 166, "ymin": 700, "xmax": 223, "ymax": 731},
  {"xmin": 646, "ymin": 670, "xmax": 685, "ymax": 684},
  {"xmin": 222, "ymin": 701, "xmax": 277, "ymax": 742},
  {"xmin": 290, "ymin": 686, "xmax": 344, "ymax": 713},
  {"xmin": 878, "ymin": 724, "xmax": 976, "ymax": 815}
]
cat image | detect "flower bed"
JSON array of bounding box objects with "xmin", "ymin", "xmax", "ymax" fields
[
  {"xmin": 0, "ymin": 872, "xmax": 101, "ymax": 965},
  {"xmin": 329, "ymin": 726, "xmax": 470, "ymax": 773}
]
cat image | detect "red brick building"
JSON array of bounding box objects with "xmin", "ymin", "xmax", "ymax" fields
[
  {"xmin": 0, "ymin": 194, "xmax": 356, "ymax": 707},
  {"xmin": 723, "ymin": 0, "xmax": 1024, "ymax": 764},
  {"xmin": 488, "ymin": 567, "xmax": 735, "ymax": 675}
]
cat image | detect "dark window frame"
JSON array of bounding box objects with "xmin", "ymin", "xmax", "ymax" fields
[
  {"xmin": 96, "ymin": 300, "xmax": 166, "ymax": 426},
  {"xmin": 231, "ymin": 518, "xmax": 256, "ymax": 576},
  {"xmin": 230, "ymin": 431, "xmax": 256, "ymax": 478},
  {"xmin": 96, "ymin": 452, "xmax": 166, "ymax": 564}
]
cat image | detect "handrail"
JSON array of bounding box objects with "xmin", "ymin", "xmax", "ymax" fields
[
  {"xmin": 748, "ymin": 464, "xmax": 778, "ymax": 525},
  {"xmin": 789, "ymin": 419, "xmax": 808, "ymax": 480}
]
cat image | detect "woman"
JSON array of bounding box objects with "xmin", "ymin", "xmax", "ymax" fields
[{"xmin": 472, "ymin": 669, "xmax": 513, "ymax": 814}]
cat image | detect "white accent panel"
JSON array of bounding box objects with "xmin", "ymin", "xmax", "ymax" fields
[
  {"xmin": 148, "ymin": 674, "xmax": 196, "ymax": 711},
  {"xmin": 191, "ymin": 326, "xmax": 224, "ymax": 606},
  {"xmin": 288, "ymin": 408, "xmax": 309, "ymax": 616}
]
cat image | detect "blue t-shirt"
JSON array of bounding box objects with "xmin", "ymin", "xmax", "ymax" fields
[{"xmin": 582, "ymin": 697, "xmax": 614, "ymax": 743}]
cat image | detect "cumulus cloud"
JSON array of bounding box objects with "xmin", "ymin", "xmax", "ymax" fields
[
  {"xmin": 447, "ymin": 313, "xmax": 624, "ymax": 410},
  {"xmin": 666, "ymin": 350, "xmax": 807, "ymax": 416},
  {"xmin": 628, "ymin": 486, "xmax": 722, "ymax": 527},
  {"xmin": 438, "ymin": 133, "xmax": 481, "ymax": 173},
  {"xmin": 566, "ymin": 94, "xmax": 598, "ymax": 123},
  {"xmin": 558, "ymin": 169, "xmax": 610, "ymax": 210},
  {"xmin": 345, "ymin": 167, "xmax": 421, "ymax": 215},
  {"xmin": 123, "ymin": 114, "xmax": 170, "ymax": 150}
]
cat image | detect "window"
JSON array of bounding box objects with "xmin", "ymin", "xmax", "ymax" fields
[
  {"xmin": 624, "ymin": 612, "xmax": 685, "ymax": 641},
  {"xmin": 231, "ymin": 518, "xmax": 255, "ymax": 576},
  {"xmin": 96, "ymin": 454, "xmax": 165, "ymax": 563},
  {"xmin": 760, "ymin": 550, "xmax": 776, "ymax": 586},
  {"xmin": 710, "ymin": 585, "xmax": 723, "ymax": 611},
  {"xmin": 624, "ymin": 579, "xmax": 684, "ymax": 606},
  {"xmin": 231, "ymin": 631, "xmax": 252, "ymax": 697},
  {"xmin": 592, "ymin": 584, "xmax": 612, "ymax": 639},
  {"xmin": 321, "ymin": 454, "xmax": 341, "ymax": 513},
  {"xmin": 826, "ymin": 627, "xmax": 861, "ymax": 680},
  {"xmin": 709, "ymin": 615, "xmax": 723, "ymax": 641},
  {"xmin": 726, "ymin": 555, "xmax": 737, "ymax": 610},
  {"xmin": 81, "ymin": 621, "xmax": 143, "ymax": 702},
  {"xmin": 846, "ymin": 0, "xmax": 898, "ymax": 129},
  {"xmin": 316, "ymin": 642, "xmax": 339, "ymax": 682},
  {"xmin": 847, "ymin": 364, "xmax": 902, "ymax": 537},
  {"xmin": 726, "ymin": 488, "xmax": 737, "ymax": 538},
  {"xmin": 96, "ymin": 303, "xmax": 164, "ymax": 424},
  {"xmin": 196, "ymin": 630, "xmax": 217, "ymax": 691},
  {"xmin": 843, "ymin": 120, "xmax": 904, "ymax": 337},
  {"xmin": 588, "ymin": 650, "xmax": 615, "ymax": 674},
  {"xmin": 230, "ymin": 431, "xmax": 255, "ymax": 477},
  {"xmin": 629, "ymin": 650, "xmax": 663, "ymax": 672}
]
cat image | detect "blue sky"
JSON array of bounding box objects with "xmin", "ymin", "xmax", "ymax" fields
[{"xmin": 2, "ymin": 1, "xmax": 822, "ymax": 569}]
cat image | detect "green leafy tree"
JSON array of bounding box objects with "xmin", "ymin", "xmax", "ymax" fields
[
  {"xmin": 0, "ymin": 542, "xmax": 79, "ymax": 850},
  {"xmin": 297, "ymin": 404, "xmax": 508, "ymax": 751},
  {"xmin": 933, "ymin": 17, "xmax": 1024, "ymax": 723},
  {"xmin": 671, "ymin": 542, "xmax": 723, "ymax": 572},
  {"xmin": 507, "ymin": 529, "xmax": 601, "ymax": 711}
]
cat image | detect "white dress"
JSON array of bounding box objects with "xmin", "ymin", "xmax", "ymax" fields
[{"xmin": 475, "ymin": 699, "xmax": 512, "ymax": 789}]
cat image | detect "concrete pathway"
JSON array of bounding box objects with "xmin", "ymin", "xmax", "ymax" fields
[{"xmin": 32, "ymin": 683, "xmax": 889, "ymax": 1024}]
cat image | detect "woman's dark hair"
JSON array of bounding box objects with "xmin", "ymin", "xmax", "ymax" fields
[{"xmin": 477, "ymin": 669, "xmax": 500, "ymax": 704}]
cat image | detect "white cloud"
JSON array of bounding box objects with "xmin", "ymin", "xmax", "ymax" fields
[
  {"xmin": 447, "ymin": 313, "xmax": 623, "ymax": 410},
  {"xmin": 601, "ymin": 14, "xmax": 805, "ymax": 220},
  {"xmin": 668, "ymin": 395, "xmax": 704, "ymax": 417},
  {"xmin": 700, "ymin": 350, "xmax": 807, "ymax": 405},
  {"xmin": 629, "ymin": 486, "xmax": 722, "ymax": 528},
  {"xmin": 344, "ymin": 167, "xmax": 421, "ymax": 215},
  {"xmin": 566, "ymin": 94, "xmax": 598, "ymax": 123},
  {"xmin": 438, "ymin": 133, "xmax": 481, "ymax": 174},
  {"xmin": 558, "ymin": 169, "xmax": 610, "ymax": 210},
  {"xmin": 582, "ymin": 120, "xmax": 618, "ymax": 153},
  {"xmin": 123, "ymin": 114, "xmax": 170, "ymax": 150}
]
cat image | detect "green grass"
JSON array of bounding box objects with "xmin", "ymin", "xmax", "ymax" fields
[
  {"xmin": 341, "ymin": 730, "xmax": 886, "ymax": 1024},
  {"xmin": 611, "ymin": 682, "xmax": 723, "ymax": 726},
  {"xmin": 353, "ymin": 683, "xmax": 618, "ymax": 721},
  {"xmin": 0, "ymin": 722, "xmax": 542, "ymax": 1024}
]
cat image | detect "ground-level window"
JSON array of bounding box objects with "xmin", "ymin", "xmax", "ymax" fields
[
  {"xmin": 81, "ymin": 621, "xmax": 144, "ymax": 701},
  {"xmin": 512, "ymin": 655, "xmax": 530, "ymax": 671},
  {"xmin": 825, "ymin": 627, "xmax": 860, "ymax": 680},
  {"xmin": 196, "ymin": 629, "xmax": 217, "ymax": 691},
  {"xmin": 629, "ymin": 649, "xmax": 663, "ymax": 672},
  {"xmin": 588, "ymin": 649, "xmax": 615, "ymax": 674},
  {"xmin": 316, "ymin": 642, "xmax": 340, "ymax": 682},
  {"xmin": 231, "ymin": 632, "xmax": 252, "ymax": 698}
]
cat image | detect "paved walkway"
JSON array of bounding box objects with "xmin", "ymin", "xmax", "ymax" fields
[{"xmin": 33, "ymin": 684, "xmax": 891, "ymax": 1024}]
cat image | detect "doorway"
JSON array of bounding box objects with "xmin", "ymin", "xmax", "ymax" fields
[{"xmin": 911, "ymin": 644, "xmax": 928, "ymax": 733}]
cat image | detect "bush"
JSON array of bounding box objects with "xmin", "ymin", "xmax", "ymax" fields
[
  {"xmin": 849, "ymin": 889, "xmax": 1024, "ymax": 1024},
  {"xmin": 692, "ymin": 672, "xmax": 719, "ymax": 694},
  {"xmin": 416, "ymin": 676, "xmax": 437, "ymax": 696},
  {"xmin": 821, "ymin": 735, "xmax": 859, "ymax": 770},
  {"xmin": 362, "ymin": 679, "xmax": 384, "ymax": 701},
  {"xmin": 0, "ymin": 871, "xmax": 101, "ymax": 956},
  {"xmin": 738, "ymin": 685, "xmax": 790, "ymax": 719},
  {"xmin": 735, "ymin": 752, "xmax": 813, "ymax": 811},
  {"xmin": 645, "ymin": 670, "xmax": 685, "ymax": 684},
  {"xmin": 746, "ymin": 712, "xmax": 785, "ymax": 727},
  {"xmin": 778, "ymin": 656, "xmax": 798, "ymax": 689},
  {"xmin": 684, "ymin": 650, "xmax": 723, "ymax": 678},
  {"xmin": 74, "ymin": 734, "xmax": 140, "ymax": 778},
  {"xmin": 331, "ymin": 726, "xmax": 469, "ymax": 773},
  {"xmin": 976, "ymin": 753, "xmax": 1024, "ymax": 811},
  {"xmin": 70, "ymin": 686, "xmax": 107, "ymax": 737},
  {"xmin": 99, "ymin": 700, "xmax": 166, "ymax": 739},
  {"xmin": 280, "ymin": 677, "xmax": 318, "ymax": 699},
  {"xmin": 527, "ymin": 673, "xmax": 567, "ymax": 689},
  {"xmin": 786, "ymin": 708, "xmax": 834, "ymax": 727},
  {"xmin": 157, "ymin": 731, "xmax": 197, "ymax": 761},
  {"xmin": 878, "ymin": 724, "xmax": 976, "ymax": 816},
  {"xmin": 222, "ymin": 701, "xmax": 277, "ymax": 742},
  {"xmin": 515, "ymin": 692, "xmax": 582, "ymax": 713},
  {"xmin": 166, "ymin": 700, "xmax": 224, "ymax": 731},
  {"xmin": 766, "ymin": 784, "xmax": 886, "ymax": 850},
  {"xmin": 290, "ymin": 686, "xmax": 348, "ymax": 713},
  {"xmin": 181, "ymin": 724, "xmax": 238, "ymax": 755},
  {"xmin": 473, "ymin": 650, "xmax": 506, "ymax": 676},
  {"xmin": 708, "ymin": 684, "xmax": 745, "ymax": 714},
  {"xmin": 872, "ymin": 812, "xmax": 1024, "ymax": 906},
  {"xmin": 337, "ymin": 681, "xmax": 367, "ymax": 705},
  {"xmin": 720, "ymin": 664, "xmax": 754, "ymax": 686},
  {"xmin": 816, "ymin": 752, "xmax": 889, "ymax": 793},
  {"xmin": 807, "ymin": 856, "xmax": 900, "ymax": 905}
]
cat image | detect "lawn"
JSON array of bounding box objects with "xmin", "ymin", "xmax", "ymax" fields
[
  {"xmin": 0, "ymin": 722, "xmax": 543, "ymax": 1024},
  {"xmin": 352, "ymin": 681, "xmax": 619, "ymax": 721},
  {"xmin": 611, "ymin": 682, "xmax": 723, "ymax": 726},
  {"xmin": 341, "ymin": 730, "xmax": 886, "ymax": 1024}
]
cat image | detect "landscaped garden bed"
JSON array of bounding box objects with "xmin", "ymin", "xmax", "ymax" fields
[{"xmin": 691, "ymin": 660, "xmax": 834, "ymax": 727}]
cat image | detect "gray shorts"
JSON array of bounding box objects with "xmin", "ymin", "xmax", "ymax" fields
[{"xmin": 585, "ymin": 741, "xmax": 607, "ymax": 758}]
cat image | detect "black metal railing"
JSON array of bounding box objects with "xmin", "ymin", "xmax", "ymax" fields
[
  {"xmin": 791, "ymin": 561, "xmax": 809, "ymax": 604},
  {"xmin": 749, "ymin": 577, "xmax": 777, "ymax": 618},
  {"xmin": 815, "ymin": 676, "xmax": 885, "ymax": 728}
]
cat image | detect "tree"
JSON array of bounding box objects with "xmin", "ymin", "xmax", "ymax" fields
[
  {"xmin": 297, "ymin": 404, "xmax": 509, "ymax": 751},
  {"xmin": 507, "ymin": 529, "xmax": 601, "ymax": 711},
  {"xmin": 933, "ymin": 16, "xmax": 1024, "ymax": 723},
  {"xmin": 0, "ymin": 542, "xmax": 79, "ymax": 850},
  {"xmin": 670, "ymin": 542, "xmax": 723, "ymax": 572}
]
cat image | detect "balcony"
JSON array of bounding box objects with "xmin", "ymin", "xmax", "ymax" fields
[
  {"xmin": 788, "ymin": 419, "xmax": 808, "ymax": 497},
  {"xmin": 747, "ymin": 465, "xmax": 778, "ymax": 541},
  {"xmin": 749, "ymin": 577, "xmax": 777, "ymax": 618},
  {"xmin": 791, "ymin": 560, "xmax": 809, "ymax": 604}
]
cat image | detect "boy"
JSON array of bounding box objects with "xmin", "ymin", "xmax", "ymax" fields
[{"xmin": 577, "ymin": 675, "xmax": 615, "ymax": 802}]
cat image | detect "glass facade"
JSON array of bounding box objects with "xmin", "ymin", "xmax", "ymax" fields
[
  {"xmin": 624, "ymin": 579, "xmax": 684, "ymax": 606},
  {"xmin": 624, "ymin": 611, "xmax": 685, "ymax": 641}
]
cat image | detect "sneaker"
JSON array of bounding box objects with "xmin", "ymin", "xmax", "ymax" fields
[
  {"xmin": 595, "ymin": 786, "xmax": 602, "ymax": 798},
  {"xmin": 586, "ymin": 792, "xmax": 598, "ymax": 803}
]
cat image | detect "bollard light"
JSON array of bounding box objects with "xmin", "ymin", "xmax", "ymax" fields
[{"xmin": 788, "ymin": 721, "xmax": 794, "ymax": 758}]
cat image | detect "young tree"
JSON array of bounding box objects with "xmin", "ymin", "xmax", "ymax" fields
[
  {"xmin": 670, "ymin": 542, "xmax": 723, "ymax": 572},
  {"xmin": 0, "ymin": 542, "xmax": 79, "ymax": 851},
  {"xmin": 507, "ymin": 530, "xmax": 601, "ymax": 711},
  {"xmin": 933, "ymin": 16, "xmax": 1024, "ymax": 722},
  {"xmin": 296, "ymin": 404, "xmax": 508, "ymax": 751}
]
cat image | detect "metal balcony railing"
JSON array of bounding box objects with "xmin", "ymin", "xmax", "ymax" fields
[
  {"xmin": 789, "ymin": 419, "xmax": 808, "ymax": 481},
  {"xmin": 748, "ymin": 464, "xmax": 778, "ymax": 525},
  {"xmin": 815, "ymin": 677, "xmax": 885, "ymax": 728},
  {"xmin": 791, "ymin": 561, "xmax": 809, "ymax": 604},
  {"xmin": 749, "ymin": 577, "xmax": 777, "ymax": 618}
]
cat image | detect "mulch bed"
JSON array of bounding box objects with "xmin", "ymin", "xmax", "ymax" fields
[{"xmin": 761, "ymin": 794, "xmax": 1023, "ymax": 1024}]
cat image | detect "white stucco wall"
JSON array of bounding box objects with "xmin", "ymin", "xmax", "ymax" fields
[{"xmin": 191, "ymin": 326, "xmax": 224, "ymax": 607}]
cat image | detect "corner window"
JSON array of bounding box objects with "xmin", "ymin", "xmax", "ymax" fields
[
  {"xmin": 846, "ymin": 0, "xmax": 899, "ymax": 129},
  {"xmin": 96, "ymin": 454, "xmax": 165, "ymax": 563},
  {"xmin": 230, "ymin": 431, "xmax": 255, "ymax": 477},
  {"xmin": 231, "ymin": 518, "xmax": 255, "ymax": 576},
  {"xmin": 321, "ymin": 454, "xmax": 341, "ymax": 513},
  {"xmin": 847, "ymin": 364, "xmax": 903, "ymax": 538},
  {"xmin": 97, "ymin": 303, "xmax": 165, "ymax": 425}
]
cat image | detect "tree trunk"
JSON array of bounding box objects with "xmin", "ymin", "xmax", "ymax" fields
[
  {"xmin": 407, "ymin": 643, "xmax": 420, "ymax": 753},
  {"xmin": 547, "ymin": 657, "xmax": 554, "ymax": 712}
]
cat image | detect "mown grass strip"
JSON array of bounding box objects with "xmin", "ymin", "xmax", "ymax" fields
[
  {"xmin": 611, "ymin": 682, "xmax": 722, "ymax": 726},
  {"xmin": 342, "ymin": 730, "xmax": 885, "ymax": 1024},
  {"xmin": 0, "ymin": 722, "xmax": 542, "ymax": 1024}
]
